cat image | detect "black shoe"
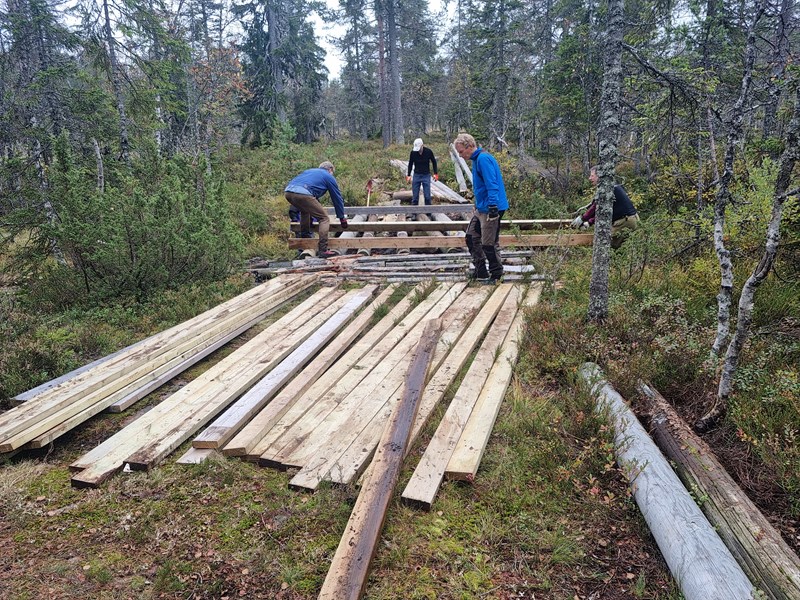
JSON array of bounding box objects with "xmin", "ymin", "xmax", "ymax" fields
[
  {"xmin": 319, "ymin": 250, "xmax": 338, "ymax": 259},
  {"xmin": 480, "ymin": 276, "xmax": 503, "ymax": 285}
]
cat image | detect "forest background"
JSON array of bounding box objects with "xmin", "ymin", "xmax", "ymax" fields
[{"xmin": 0, "ymin": 0, "xmax": 799, "ymax": 597}]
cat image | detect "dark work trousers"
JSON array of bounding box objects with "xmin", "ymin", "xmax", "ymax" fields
[
  {"xmin": 411, "ymin": 173, "xmax": 432, "ymax": 206},
  {"xmin": 285, "ymin": 192, "xmax": 331, "ymax": 253},
  {"xmin": 466, "ymin": 209, "xmax": 504, "ymax": 279}
]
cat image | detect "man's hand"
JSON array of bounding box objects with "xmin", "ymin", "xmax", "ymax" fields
[
  {"xmin": 340, "ymin": 218, "xmax": 349, "ymax": 229},
  {"xmin": 488, "ymin": 205, "xmax": 499, "ymax": 221},
  {"xmin": 433, "ymin": 174, "xmax": 439, "ymax": 181},
  {"xmin": 571, "ymin": 215, "xmax": 584, "ymax": 228},
  {"xmin": 406, "ymin": 176, "xmax": 411, "ymax": 183}
]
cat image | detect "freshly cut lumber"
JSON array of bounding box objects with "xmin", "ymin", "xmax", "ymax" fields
[
  {"xmin": 401, "ymin": 285, "xmax": 520, "ymax": 509},
  {"xmin": 222, "ymin": 285, "xmax": 398, "ymax": 458},
  {"xmin": 338, "ymin": 285, "xmax": 503, "ymax": 487},
  {"xmin": 391, "ymin": 189, "xmax": 451, "ymax": 202},
  {"xmin": 281, "ymin": 283, "xmax": 465, "ymax": 476},
  {"xmin": 328, "ymin": 204, "xmax": 474, "ymax": 216},
  {"xmin": 639, "ymin": 381, "xmax": 800, "ymax": 600},
  {"xmin": 191, "ymin": 286, "xmax": 377, "ymax": 449},
  {"xmin": 247, "ymin": 284, "xmax": 423, "ymax": 464},
  {"xmin": 292, "ymin": 219, "xmax": 572, "ymax": 233},
  {"xmin": 317, "ymin": 320, "xmax": 442, "ymax": 600},
  {"xmin": 70, "ymin": 285, "xmax": 343, "ymax": 487},
  {"xmin": 288, "ymin": 233, "xmax": 593, "ymax": 250},
  {"xmin": 579, "ymin": 363, "xmax": 756, "ymax": 600},
  {"xmin": 2, "ymin": 277, "xmax": 313, "ymax": 452},
  {"xmin": 446, "ymin": 283, "xmax": 544, "ymax": 480},
  {"xmin": 288, "ymin": 283, "xmax": 482, "ymax": 490},
  {"xmin": 176, "ymin": 447, "xmax": 216, "ymax": 465},
  {"xmin": 259, "ymin": 283, "xmax": 457, "ymax": 469}
]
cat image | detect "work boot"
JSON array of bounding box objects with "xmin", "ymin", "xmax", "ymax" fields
[{"xmin": 319, "ymin": 250, "xmax": 338, "ymax": 259}]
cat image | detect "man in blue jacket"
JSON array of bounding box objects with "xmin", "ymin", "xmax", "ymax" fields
[
  {"xmin": 284, "ymin": 161, "xmax": 348, "ymax": 259},
  {"xmin": 454, "ymin": 133, "xmax": 509, "ymax": 283}
]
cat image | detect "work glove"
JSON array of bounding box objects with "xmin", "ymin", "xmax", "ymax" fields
[
  {"xmin": 487, "ymin": 205, "xmax": 499, "ymax": 221},
  {"xmin": 340, "ymin": 218, "xmax": 349, "ymax": 229},
  {"xmin": 571, "ymin": 215, "xmax": 584, "ymax": 228},
  {"xmin": 406, "ymin": 176, "xmax": 411, "ymax": 183},
  {"xmin": 433, "ymin": 174, "xmax": 439, "ymax": 181},
  {"xmin": 580, "ymin": 220, "xmax": 590, "ymax": 230}
]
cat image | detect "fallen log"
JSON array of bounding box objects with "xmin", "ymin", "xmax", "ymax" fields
[
  {"xmin": 579, "ymin": 363, "xmax": 755, "ymax": 600},
  {"xmin": 639, "ymin": 381, "xmax": 800, "ymax": 600}
]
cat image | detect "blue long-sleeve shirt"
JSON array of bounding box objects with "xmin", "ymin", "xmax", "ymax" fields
[
  {"xmin": 470, "ymin": 148, "xmax": 509, "ymax": 213},
  {"xmin": 285, "ymin": 168, "xmax": 346, "ymax": 219}
]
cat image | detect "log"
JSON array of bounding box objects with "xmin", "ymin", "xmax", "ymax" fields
[
  {"xmin": 289, "ymin": 233, "xmax": 593, "ymax": 251},
  {"xmin": 292, "ymin": 219, "xmax": 571, "ymax": 233},
  {"xmin": 389, "ymin": 159, "xmax": 469, "ymax": 204},
  {"xmin": 579, "ymin": 363, "xmax": 755, "ymax": 600},
  {"xmin": 317, "ymin": 320, "xmax": 442, "ymax": 600},
  {"xmin": 639, "ymin": 381, "xmax": 800, "ymax": 600},
  {"xmin": 449, "ymin": 143, "xmax": 472, "ymax": 185},
  {"xmin": 449, "ymin": 144, "xmax": 469, "ymax": 192}
]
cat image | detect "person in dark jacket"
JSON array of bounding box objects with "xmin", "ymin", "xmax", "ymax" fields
[
  {"xmin": 454, "ymin": 133, "xmax": 509, "ymax": 284},
  {"xmin": 406, "ymin": 138, "xmax": 438, "ymax": 217},
  {"xmin": 284, "ymin": 162, "xmax": 348, "ymax": 258},
  {"xmin": 572, "ymin": 166, "xmax": 639, "ymax": 236}
]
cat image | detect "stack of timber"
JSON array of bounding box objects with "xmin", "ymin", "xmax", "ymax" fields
[
  {"xmin": 389, "ymin": 158, "xmax": 470, "ymax": 203},
  {"xmin": 68, "ymin": 283, "xmax": 376, "ymax": 488},
  {"xmin": 252, "ymin": 250, "xmax": 546, "ymax": 284},
  {"xmin": 640, "ymin": 382, "xmax": 800, "ymax": 600},
  {"xmin": 218, "ymin": 281, "xmax": 541, "ymax": 498},
  {"xmin": 579, "ymin": 364, "xmax": 756, "ymax": 600},
  {"xmin": 0, "ymin": 274, "xmax": 317, "ymax": 455}
]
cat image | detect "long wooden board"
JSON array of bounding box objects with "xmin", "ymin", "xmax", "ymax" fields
[
  {"xmin": 317, "ymin": 320, "xmax": 442, "ymax": 600},
  {"xmin": 243, "ymin": 285, "xmax": 421, "ymax": 462},
  {"xmin": 274, "ymin": 283, "xmax": 465, "ymax": 473},
  {"xmin": 291, "ymin": 219, "xmax": 571, "ymax": 233},
  {"xmin": 221, "ymin": 285, "xmax": 398, "ymax": 458},
  {"xmin": 401, "ymin": 285, "xmax": 521, "ymax": 509},
  {"xmin": 288, "ymin": 234, "xmax": 593, "ymax": 250},
  {"xmin": 258, "ymin": 283, "xmax": 457, "ymax": 468},
  {"xmin": 326, "ymin": 204, "xmax": 474, "ymax": 216},
  {"xmin": 191, "ymin": 286, "xmax": 377, "ymax": 449},
  {"xmin": 446, "ymin": 283, "xmax": 543, "ymax": 480}
]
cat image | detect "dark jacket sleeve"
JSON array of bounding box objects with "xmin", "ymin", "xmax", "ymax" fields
[
  {"xmin": 325, "ymin": 173, "xmax": 346, "ymax": 219},
  {"xmin": 407, "ymin": 152, "xmax": 414, "ymax": 176},
  {"xmin": 431, "ymin": 150, "xmax": 438, "ymax": 175}
]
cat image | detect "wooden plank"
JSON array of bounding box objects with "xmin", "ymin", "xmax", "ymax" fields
[
  {"xmin": 326, "ymin": 204, "xmax": 474, "ymax": 216},
  {"xmin": 446, "ymin": 283, "xmax": 544, "ymax": 480},
  {"xmin": 69, "ymin": 286, "xmax": 340, "ymax": 477},
  {"xmin": 257, "ymin": 283, "xmax": 457, "ymax": 469},
  {"xmin": 191, "ymin": 286, "xmax": 377, "ymax": 449},
  {"xmin": 291, "ymin": 219, "xmax": 570, "ymax": 233},
  {"xmin": 244, "ymin": 284, "xmax": 420, "ymax": 463},
  {"xmin": 276, "ymin": 283, "xmax": 465, "ymax": 474},
  {"xmin": 0, "ymin": 275, "xmax": 310, "ymax": 443},
  {"xmin": 401, "ymin": 285, "xmax": 521, "ymax": 509},
  {"xmin": 9, "ymin": 275, "xmax": 299, "ymax": 409},
  {"xmin": 5, "ymin": 279, "xmax": 314, "ymax": 451},
  {"xmin": 120, "ymin": 290, "xmax": 353, "ymax": 472},
  {"xmin": 288, "ymin": 233, "xmax": 593, "ymax": 250},
  {"xmin": 317, "ymin": 320, "xmax": 441, "ymax": 600},
  {"xmin": 222, "ymin": 285, "xmax": 398, "ymax": 458},
  {"xmin": 640, "ymin": 381, "xmax": 800, "ymax": 600},
  {"xmin": 175, "ymin": 447, "xmax": 216, "ymax": 465},
  {"xmin": 329, "ymin": 286, "xmax": 497, "ymax": 486},
  {"xmin": 286, "ymin": 283, "xmax": 478, "ymax": 490},
  {"xmin": 578, "ymin": 363, "xmax": 755, "ymax": 600}
]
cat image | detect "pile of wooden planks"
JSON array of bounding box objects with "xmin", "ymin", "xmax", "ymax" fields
[
  {"xmin": 0, "ymin": 274, "xmax": 318, "ymax": 455},
  {"xmin": 213, "ymin": 280, "xmax": 542, "ymax": 503}
]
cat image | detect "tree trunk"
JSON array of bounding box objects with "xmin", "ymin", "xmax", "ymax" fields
[
  {"xmin": 587, "ymin": 0, "xmax": 623, "ymax": 321},
  {"xmin": 376, "ymin": 7, "xmax": 391, "ymax": 148},
  {"xmin": 102, "ymin": 0, "xmax": 130, "ymax": 164},
  {"xmin": 386, "ymin": 0, "xmax": 403, "ymax": 145},
  {"xmin": 717, "ymin": 84, "xmax": 799, "ymax": 407},
  {"xmin": 93, "ymin": 138, "xmax": 104, "ymax": 193},
  {"xmin": 762, "ymin": 0, "xmax": 792, "ymax": 143},
  {"xmin": 640, "ymin": 381, "xmax": 800, "ymax": 600}
]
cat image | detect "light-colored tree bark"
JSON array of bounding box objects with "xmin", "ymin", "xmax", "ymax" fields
[
  {"xmin": 102, "ymin": 0, "xmax": 130, "ymax": 164},
  {"xmin": 587, "ymin": 0, "xmax": 623, "ymax": 321}
]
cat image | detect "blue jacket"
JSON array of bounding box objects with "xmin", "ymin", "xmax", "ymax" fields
[
  {"xmin": 470, "ymin": 148, "xmax": 509, "ymax": 213},
  {"xmin": 285, "ymin": 168, "xmax": 346, "ymax": 219}
]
